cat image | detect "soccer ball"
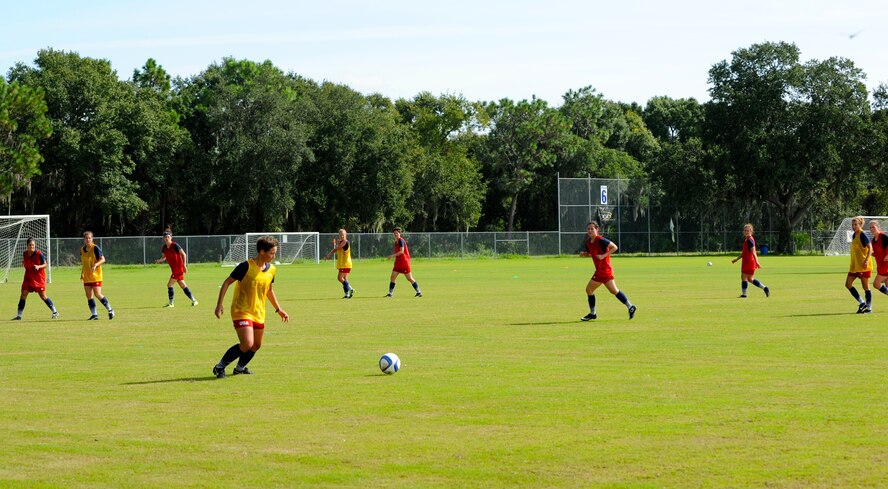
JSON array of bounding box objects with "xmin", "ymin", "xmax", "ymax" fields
[
  {"xmin": 707, "ymin": 262, "xmax": 713, "ymax": 267},
  {"xmin": 379, "ymin": 353, "xmax": 400, "ymax": 375}
]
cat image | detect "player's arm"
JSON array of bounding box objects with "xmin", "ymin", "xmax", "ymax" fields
[
  {"xmin": 752, "ymin": 246, "xmax": 762, "ymax": 268},
  {"xmin": 179, "ymin": 248, "xmax": 188, "ymax": 273},
  {"xmin": 598, "ymin": 241, "xmax": 618, "ymax": 260},
  {"xmin": 155, "ymin": 255, "xmax": 167, "ymax": 264},
  {"xmin": 35, "ymin": 254, "xmax": 48, "ymax": 270},
  {"xmin": 92, "ymin": 248, "xmax": 106, "ymax": 272},
  {"xmin": 731, "ymin": 253, "xmax": 742, "ymax": 264},
  {"xmin": 214, "ymin": 276, "xmax": 237, "ymax": 318},
  {"xmin": 266, "ymin": 285, "xmax": 289, "ymax": 322}
]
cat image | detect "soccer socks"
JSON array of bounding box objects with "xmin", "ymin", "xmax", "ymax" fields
[
  {"xmin": 389, "ymin": 282, "xmax": 396, "ymax": 294},
  {"xmin": 587, "ymin": 294, "xmax": 596, "ymax": 315},
  {"xmin": 218, "ymin": 344, "xmax": 242, "ymax": 367},
  {"xmin": 412, "ymin": 282, "xmax": 421, "ymax": 294},
  {"xmin": 752, "ymin": 279, "xmax": 766, "ymax": 289},
  {"xmin": 183, "ymin": 287, "xmax": 195, "ymax": 301},
  {"xmin": 865, "ymin": 290, "xmax": 872, "ymax": 308},
  {"xmin": 849, "ymin": 287, "xmax": 864, "ymax": 304},
  {"xmin": 100, "ymin": 297, "xmax": 113, "ymax": 313},
  {"xmin": 88, "ymin": 298, "xmax": 98, "ymax": 316},
  {"xmin": 741, "ymin": 281, "xmax": 749, "ymax": 296},
  {"xmin": 43, "ymin": 298, "xmax": 57, "ymax": 313},
  {"xmin": 16, "ymin": 299, "xmax": 25, "ymax": 317},
  {"xmin": 615, "ymin": 290, "xmax": 633, "ymax": 309},
  {"xmin": 237, "ymin": 350, "xmax": 256, "ymax": 369},
  {"xmin": 168, "ymin": 287, "xmax": 175, "ymax": 304},
  {"xmin": 880, "ymin": 284, "xmax": 888, "ymax": 296},
  {"xmin": 342, "ymin": 280, "xmax": 352, "ymax": 293}
]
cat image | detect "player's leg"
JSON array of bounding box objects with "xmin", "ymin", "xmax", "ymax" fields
[
  {"xmin": 37, "ymin": 289, "xmax": 58, "ymax": 318},
  {"xmin": 234, "ymin": 327, "xmax": 264, "ymax": 375},
  {"xmin": 214, "ymin": 323, "xmax": 255, "ymax": 378},
  {"xmin": 740, "ymin": 272, "xmax": 749, "ymax": 297},
  {"xmin": 387, "ymin": 270, "xmax": 398, "ymax": 297},
  {"xmin": 846, "ymin": 273, "xmax": 865, "ymax": 312},
  {"xmin": 93, "ymin": 285, "xmax": 114, "ymax": 319},
  {"xmin": 605, "ymin": 279, "xmax": 637, "ymax": 319},
  {"xmin": 84, "ymin": 285, "xmax": 99, "ymax": 319},
  {"xmin": 861, "ymin": 275, "xmax": 873, "ymax": 312},
  {"xmin": 178, "ymin": 279, "xmax": 197, "ymax": 305},
  {"xmin": 165, "ymin": 276, "xmax": 177, "ymax": 306},
  {"xmin": 406, "ymin": 272, "xmax": 421, "ymax": 297},
  {"xmin": 874, "ymin": 275, "xmax": 888, "ymax": 295},
  {"xmin": 341, "ymin": 271, "xmax": 354, "ymax": 298},
  {"xmin": 581, "ymin": 278, "xmax": 602, "ymax": 321},
  {"xmin": 12, "ymin": 289, "xmax": 28, "ymax": 320}
]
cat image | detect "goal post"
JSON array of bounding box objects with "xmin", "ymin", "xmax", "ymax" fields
[
  {"xmin": 0, "ymin": 215, "xmax": 51, "ymax": 284},
  {"xmin": 222, "ymin": 232, "xmax": 320, "ymax": 266},
  {"xmin": 824, "ymin": 216, "xmax": 888, "ymax": 256}
]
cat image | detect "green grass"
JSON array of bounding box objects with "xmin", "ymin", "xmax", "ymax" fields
[{"xmin": 1, "ymin": 256, "xmax": 886, "ymax": 488}]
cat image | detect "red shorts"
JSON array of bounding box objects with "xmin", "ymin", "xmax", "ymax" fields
[
  {"xmin": 21, "ymin": 286, "xmax": 45, "ymax": 293},
  {"xmin": 741, "ymin": 269, "xmax": 756, "ymax": 277},
  {"xmin": 877, "ymin": 267, "xmax": 888, "ymax": 277},
  {"xmin": 591, "ymin": 272, "xmax": 615, "ymax": 284},
  {"xmin": 84, "ymin": 281, "xmax": 102, "ymax": 287},
  {"xmin": 338, "ymin": 268, "xmax": 351, "ymax": 273},
  {"xmin": 233, "ymin": 319, "xmax": 265, "ymax": 330},
  {"xmin": 848, "ymin": 271, "xmax": 871, "ymax": 279},
  {"xmin": 170, "ymin": 273, "xmax": 185, "ymax": 281},
  {"xmin": 393, "ymin": 265, "xmax": 411, "ymax": 274}
]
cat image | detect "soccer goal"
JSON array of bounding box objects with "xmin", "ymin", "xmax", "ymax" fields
[
  {"xmin": 824, "ymin": 216, "xmax": 888, "ymax": 256},
  {"xmin": 0, "ymin": 215, "xmax": 51, "ymax": 283},
  {"xmin": 222, "ymin": 232, "xmax": 320, "ymax": 266}
]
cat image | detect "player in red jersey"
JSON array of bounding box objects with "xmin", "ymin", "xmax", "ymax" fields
[
  {"xmin": 868, "ymin": 220, "xmax": 888, "ymax": 301},
  {"xmin": 386, "ymin": 227, "xmax": 422, "ymax": 297},
  {"xmin": 12, "ymin": 238, "xmax": 59, "ymax": 320},
  {"xmin": 579, "ymin": 222, "xmax": 636, "ymax": 321},
  {"xmin": 155, "ymin": 229, "xmax": 198, "ymax": 307},
  {"xmin": 730, "ymin": 223, "xmax": 770, "ymax": 298}
]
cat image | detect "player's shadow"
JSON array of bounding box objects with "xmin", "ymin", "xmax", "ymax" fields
[
  {"xmin": 508, "ymin": 320, "xmax": 583, "ymax": 326},
  {"xmin": 121, "ymin": 377, "xmax": 218, "ymax": 385},
  {"xmin": 782, "ymin": 312, "xmax": 863, "ymax": 318}
]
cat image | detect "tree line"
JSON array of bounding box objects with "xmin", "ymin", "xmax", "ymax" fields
[{"xmin": 2, "ymin": 42, "xmax": 887, "ymax": 252}]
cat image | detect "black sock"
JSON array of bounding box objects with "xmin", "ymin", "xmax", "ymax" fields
[
  {"xmin": 220, "ymin": 344, "xmax": 242, "ymax": 366},
  {"xmin": 237, "ymin": 350, "xmax": 256, "ymax": 368},
  {"xmin": 168, "ymin": 287, "xmax": 174, "ymax": 302},
  {"xmin": 880, "ymin": 285, "xmax": 888, "ymax": 295},
  {"xmin": 752, "ymin": 279, "xmax": 764, "ymax": 289},
  {"xmin": 389, "ymin": 282, "xmax": 396, "ymax": 293},
  {"xmin": 88, "ymin": 299, "xmax": 97, "ymax": 315},
  {"xmin": 587, "ymin": 294, "xmax": 596, "ymax": 313},
  {"xmin": 865, "ymin": 290, "xmax": 872, "ymax": 306},
  {"xmin": 849, "ymin": 287, "xmax": 861, "ymax": 302},
  {"xmin": 412, "ymin": 282, "xmax": 420, "ymax": 291},
  {"xmin": 343, "ymin": 280, "xmax": 350, "ymax": 293},
  {"xmin": 100, "ymin": 297, "xmax": 112, "ymax": 311},
  {"xmin": 615, "ymin": 291, "xmax": 630, "ymax": 306},
  {"xmin": 17, "ymin": 299, "xmax": 25, "ymax": 316},
  {"xmin": 742, "ymin": 281, "xmax": 749, "ymax": 295},
  {"xmin": 183, "ymin": 287, "xmax": 194, "ymax": 301},
  {"xmin": 43, "ymin": 298, "xmax": 56, "ymax": 312}
]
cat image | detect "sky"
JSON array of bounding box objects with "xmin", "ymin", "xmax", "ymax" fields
[{"xmin": 2, "ymin": 0, "xmax": 886, "ymax": 106}]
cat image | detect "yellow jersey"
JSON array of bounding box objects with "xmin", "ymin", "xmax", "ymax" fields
[
  {"xmin": 335, "ymin": 240, "xmax": 353, "ymax": 269},
  {"xmin": 81, "ymin": 243, "xmax": 103, "ymax": 283},
  {"xmin": 849, "ymin": 230, "xmax": 874, "ymax": 273},
  {"xmin": 230, "ymin": 259, "xmax": 276, "ymax": 324}
]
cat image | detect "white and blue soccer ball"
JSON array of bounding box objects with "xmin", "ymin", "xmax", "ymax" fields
[{"xmin": 379, "ymin": 353, "xmax": 400, "ymax": 375}]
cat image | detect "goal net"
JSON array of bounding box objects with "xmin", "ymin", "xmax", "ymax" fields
[
  {"xmin": 0, "ymin": 215, "xmax": 51, "ymax": 283},
  {"xmin": 222, "ymin": 232, "xmax": 320, "ymax": 266},
  {"xmin": 824, "ymin": 216, "xmax": 888, "ymax": 256}
]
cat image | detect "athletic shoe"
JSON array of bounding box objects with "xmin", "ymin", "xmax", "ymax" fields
[
  {"xmin": 108, "ymin": 310, "xmax": 115, "ymax": 320},
  {"xmin": 88, "ymin": 315, "xmax": 99, "ymax": 320},
  {"xmin": 213, "ymin": 365, "xmax": 226, "ymax": 379},
  {"xmin": 857, "ymin": 302, "xmax": 867, "ymax": 314},
  {"xmin": 232, "ymin": 366, "xmax": 253, "ymax": 375},
  {"xmin": 739, "ymin": 295, "xmax": 747, "ymax": 298},
  {"xmin": 11, "ymin": 316, "xmax": 21, "ymax": 321},
  {"xmin": 628, "ymin": 305, "xmax": 637, "ymax": 319},
  {"xmin": 864, "ymin": 307, "xmax": 873, "ymax": 314},
  {"xmin": 415, "ymin": 292, "xmax": 423, "ymax": 298},
  {"xmin": 347, "ymin": 288, "xmax": 355, "ymax": 299},
  {"xmin": 764, "ymin": 286, "xmax": 770, "ymax": 298},
  {"xmin": 51, "ymin": 312, "xmax": 59, "ymax": 319},
  {"xmin": 164, "ymin": 303, "xmax": 175, "ymax": 308},
  {"xmin": 342, "ymin": 294, "xmax": 349, "ymax": 299},
  {"xmin": 191, "ymin": 300, "xmax": 199, "ymax": 307},
  {"xmin": 385, "ymin": 293, "xmax": 393, "ymax": 298},
  {"xmin": 580, "ymin": 313, "xmax": 597, "ymax": 321}
]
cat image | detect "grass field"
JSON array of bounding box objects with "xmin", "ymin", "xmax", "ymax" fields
[{"xmin": 1, "ymin": 255, "xmax": 886, "ymax": 488}]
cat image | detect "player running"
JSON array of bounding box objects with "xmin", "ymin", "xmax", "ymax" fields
[
  {"xmin": 386, "ymin": 227, "xmax": 422, "ymax": 297},
  {"xmin": 80, "ymin": 231, "xmax": 115, "ymax": 320},
  {"xmin": 323, "ymin": 228, "xmax": 355, "ymax": 299},
  {"xmin": 846, "ymin": 216, "xmax": 874, "ymax": 313},
  {"xmin": 579, "ymin": 221, "xmax": 636, "ymax": 321},
  {"xmin": 730, "ymin": 223, "xmax": 770, "ymax": 298},
  {"xmin": 155, "ymin": 229, "xmax": 198, "ymax": 307},
  {"xmin": 213, "ymin": 236, "xmax": 289, "ymax": 378},
  {"xmin": 869, "ymin": 220, "xmax": 888, "ymax": 302},
  {"xmin": 11, "ymin": 238, "xmax": 59, "ymax": 320}
]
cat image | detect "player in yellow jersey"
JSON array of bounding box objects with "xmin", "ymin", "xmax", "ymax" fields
[
  {"xmin": 213, "ymin": 236, "xmax": 289, "ymax": 378},
  {"xmin": 323, "ymin": 228, "xmax": 355, "ymax": 299},
  {"xmin": 80, "ymin": 231, "xmax": 115, "ymax": 320},
  {"xmin": 845, "ymin": 216, "xmax": 874, "ymax": 313}
]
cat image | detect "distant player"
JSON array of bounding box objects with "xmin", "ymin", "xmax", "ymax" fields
[
  {"xmin": 730, "ymin": 223, "xmax": 770, "ymax": 298},
  {"xmin": 80, "ymin": 231, "xmax": 115, "ymax": 320},
  {"xmin": 846, "ymin": 216, "xmax": 874, "ymax": 313},
  {"xmin": 155, "ymin": 229, "xmax": 198, "ymax": 307},
  {"xmin": 213, "ymin": 236, "xmax": 289, "ymax": 378},
  {"xmin": 868, "ymin": 220, "xmax": 888, "ymax": 301},
  {"xmin": 11, "ymin": 238, "xmax": 59, "ymax": 320},
  {"xmin": 323, "ymin": 228, "xmax": 355, "ymax": 299},
  {"xmin": 386, "ymin": 227, "xmax": 422, "ymax": 297},
  {"xmin": 579, "ymin": 221, "xmax": 636, "ymax": 321}
]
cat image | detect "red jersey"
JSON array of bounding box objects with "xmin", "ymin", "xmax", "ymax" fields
[
  {"xmin": 872, "ymin": 232, "xmax": 888, "ymax": 276},
  {"xmin": 584, "ymin": 236, "xmax": 614, "ymax": 281},
  {"xmin": 162, "ymin": 241, "xmax": 186, "ymax": 275},
  {"xmin": 741, "ymin": 236, "xmax": 759, "ymax": 273},
  {"xmin": 394, "ymin": 237, "xmax": 411, "ymax": 271},
  {"xmin": 22, "ymin": 249, "xmax": 47, "ymax": 290}
]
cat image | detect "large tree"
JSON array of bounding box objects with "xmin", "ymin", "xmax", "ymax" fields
[
  {"xmin": 0, "ymin": 78, "xmax": 51, "ymax": 201},
  {"xmin": 706, "ymin": 42, "xmax": 873, "ymax": 252}
]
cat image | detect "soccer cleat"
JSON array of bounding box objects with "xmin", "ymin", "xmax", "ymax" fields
[
  {"xmin": 191, "ymin": 300, "xmax": 199, "ymax": 307},
  {"xmin": 580, "ymin": 313, "xmax": 597, "ymax": 321},
  {"xmin": 11, "ymin": 316, "xmax": 21, "ymax": 321},
  {"xmin": 109, "ymin": 310, "xmax": 115, "ymax": 320},
  {"xmin": 739, "ymin": 294, "xmax": 747, "ymax": 298},
  {"xmin": 415, "ymin": 292, "xmax": 423, "ymax": 298},
  {"xmin": 347, "ymin": 288, "xmax": 355, "ymax": 299},
  {"xmin": 88, "ymin": 315, "xmax": 99, "ymax": 320},
  {"xmin": 385, "ymin": 293, "xmax": 393, "ymax": 298},
  {"xmin": 213, "ymin": 365, "xmax": 226, "ymax": 378},
  {"xmin": 628, "ymin": 305, "xmax": 637, "ymax": 319},
  {"xmin": 164, "ymin": 303, "xmax": 175, "ymax": 308},
  {"xmin": 232, "ymin": 366, "xmax": 253, "ymax": 375},
  {"xmin": 864, "ymin": 307, "xmax": 873, "ymax": 314},
  {"xmin": 764, "ymin": 286, "xmax": 770, "ymax": 298},
  {"xmin": 857, "ymin": 302, "xmax": 867, "ymax": 314},
  {"xmin": 51, "ymin": 312, "xmax": 59, "ymax": 319}
]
